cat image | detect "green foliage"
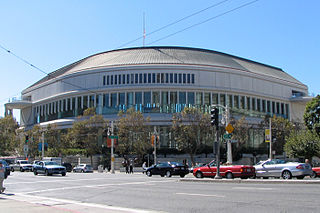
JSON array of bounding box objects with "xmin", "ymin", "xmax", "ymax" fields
[
  {"xmin": 0, "ymin": 116, "xmax": 19, "ymax": 155},
  {"xmin": 230, "ymin": 116, "xmax": 249, "ymax": 160},
  {"xmin": 304, "ymin": 95, "xmax": 320, "ymax": 135},
  {"xmin": 172, "ymin": 107, "xmax": 212, "ymax": 165},
  {"xmin": 116, "ymin": 108, "xmax": 151, "ymax": 160},
  {"xmin": 284, "ymin": 129, "xmax": 320, "ymax": 160}
]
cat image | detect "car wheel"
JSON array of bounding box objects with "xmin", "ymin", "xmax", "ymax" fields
[
  {"xmin": 20, "ymin": 167, "xmax": 24, "ymax": 172},
  {"xmin": 81, "ymin": 169, "xmax": 84, "ymax": 173},
  {"xmin": 226, "ymin": 172, "xmax": 233, "ymax": 179},
  {"xmin": 195, "ymin": 171, "xmax": 203, "ymax": 178},
  {"xmin": 146, "ymin": 170, "xmax": 152, "ymax": 177},
  {"xmin": 11, "ymin": 167, "xmax": 14, "ymax": 172},
  {"xmin": 180, "ymin": 174, "xmax": 185, "ymax": 178},
  {"xmin": 311, "ymin": 171, "xmax": 317, "ymax": 178},
  {"xmin": 62, "ymin": 173, "xmax": 66, "ymax": 176},
  {"xmin": 34, "ymin": 170, "xmax": 38, "ymax": 175},
  {"xmin": 282, "ymin": 170, "xmax": 292, "ymax": 179},
  {"xmin": 166, "ymin": 170, "xmax": 172, "ymax": 177}
]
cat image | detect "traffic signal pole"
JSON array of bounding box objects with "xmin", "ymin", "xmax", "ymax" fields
[
  {"xmin": 111, "ymin": 121, "xmax": 115, "ymax": 174},
  {"xmin": 211, "ymin": 107, "xmax": 222, "ymax": 179}
]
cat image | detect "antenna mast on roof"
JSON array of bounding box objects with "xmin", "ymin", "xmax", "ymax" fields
[{"xmin": 143, "ymin": 12, "xmax": 146, "ymax": 46}]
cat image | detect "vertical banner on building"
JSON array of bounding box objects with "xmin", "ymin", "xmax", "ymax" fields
[{"xmin": 265, "ymin": 129, "xmax": 271, "ymax": 143}]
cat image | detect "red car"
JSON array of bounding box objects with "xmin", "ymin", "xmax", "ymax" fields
[
  {"xmin": 193, "ymin": 160, "xmax": 255, "ymax": 179},
  {"xmin": 311, "ymin": 167, "xmax": 320, "ymax": 178}
]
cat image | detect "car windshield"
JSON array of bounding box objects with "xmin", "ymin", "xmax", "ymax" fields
[
  {"xmin": 170, "ymin": 162, "xmax": 184, "ymax": 166},
  {"xmin": 19, "ymin": 161, "xmax": 29, "ymax": 164},
  {"xmin": 44, "ymin": 161, "xmax": 59, "ymax": 166}
]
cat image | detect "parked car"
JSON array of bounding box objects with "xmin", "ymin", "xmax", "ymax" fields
[
  {"xmin": 254, "ymin": 159, "xmax": 312, "ymax": 179},
  {"xmin": 193, "ymin": 160, "xmax": 255, "ymax": 179},
  {"xmin": 10, "ymin": 160, "xmax": 33, "ymax": 172},
  {"xmin": 31, "ymin": 160, "xmax": 40, "ymax": 172},
  {"xmin": 0, "ymin": 160, "xmax": 10, "ymax": 178},
  {"xmin": 311, "ymin": 167, "xmax": 320, "ymax": 178},
  {"xmin": 145, "ymin": 162, "xmax": 189, "ymax": 178},
  {"xmin": 188, "ymin": 163, "xmax": 206, "ymax": 173},
  {"xmin": 73, "ymin": 164, "xmax": 93, "ymax": 173},
  {"xmin": 62, "ymin": 162, "xmax": 73, "ymax": 172},
  {"xmin": 33, "ymin": 161, "xmax": 66, "ymax": 176}
]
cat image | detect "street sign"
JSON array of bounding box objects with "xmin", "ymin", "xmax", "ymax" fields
[
  {"xmin": 223, "ymin": 133, "xmax": 232, "ymax": 140},
  {"xmin": 265, "ymin": 129, "xmax": 271, "ymax": 142},
  {"xmin": 108, "ymin": 135, "xmax": 118, "ymax": 139},
  {"xmin": 230, "ymin": 139, "xmax": 238, "ymax": 143},
  {"xmin": 225, "ymin": 123, "xmax": 234, "ymax": 134},
  {"xmin": 38, "ymin": 142, "xmax": 48, "ymax": 151},
  {"xmin": 23, "ymin": 144, "xmax": 29, "ymax": 153}
]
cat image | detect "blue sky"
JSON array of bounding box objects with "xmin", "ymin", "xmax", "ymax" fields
[{"xmin": 1, "ymin": 0, "xmax": 319, "ymax": 122}]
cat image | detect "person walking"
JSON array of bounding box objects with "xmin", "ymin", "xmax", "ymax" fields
[
  {"xmin": 0, "ymin": 162, "xmax": 6, "ymax": 193},
  {"xmin": 125, "ymin": 159, "xmax": 129, "ymax": 174},
  {"xmin": 129, "ymin": 159, "xmax": 133, "ymax": 174},
  {"xmin": 142, "ymin": 161, "xmax": 147, "ymax": 174}
]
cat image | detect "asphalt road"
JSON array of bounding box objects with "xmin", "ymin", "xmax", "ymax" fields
[{"xmin": 1, "ymin": 171, "xmax": 320, "ymax": 213}]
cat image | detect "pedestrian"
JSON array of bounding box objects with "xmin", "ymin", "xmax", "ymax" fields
[
  {"xmin": 125, "ymin": 159, "xmax": 129, "ymax": 174},
  {"xmin": 142, "ymin": 161, "xmax": 147, "ymax": 174},
  {"xmin": 129, "ymin": 159, "xmax": 133, "ymax": 174},
  {"xmin": 0, "ymin": 162, "xmax": 6, "ymax": 193}
]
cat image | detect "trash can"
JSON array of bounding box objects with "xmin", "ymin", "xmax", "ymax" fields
[{"xmin": 98, "ymin": 165, "xmax": 104, "ymax": 173}]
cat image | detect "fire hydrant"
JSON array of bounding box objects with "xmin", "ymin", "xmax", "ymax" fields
[{"xmin": 0, "ymin": 162, "xmax": 6, "ymax": 193}]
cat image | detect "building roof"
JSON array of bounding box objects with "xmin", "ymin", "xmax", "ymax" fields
[{"xmin": 27, "ymin": 46, "xmax": 304, "ymax": 89}]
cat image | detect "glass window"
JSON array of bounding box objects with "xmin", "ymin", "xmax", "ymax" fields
[
  {"xmin": 204, "ymin": 93, "xmax": 210, "ymax": 105},
  {"xmin": 119, "ymin": 93, "xmax": 125, "ymax": 105},
  {"xmin": 196, "ymin": 92, "xmax": 203, "ymax": 105},
  {"xmin": 285, "ymin": 104, "xmax": 289, "ymax": 118},
  {"xmin": 153, "ymin": 91, "xmax": 160, "ymax": 104},
  {"xmin": 170, "ymin": 92, "xmax": 177, "ymax": 104},
  {"xmin": 77, "ymin": 97, "xmax": 82, "ymax": 109},
  {"xmin": 191, "ymin": 74, "xmax": 195, "ymax": 84},
  {"xmin": 103, "ymin": 94, "xmax": 109, "ymax": 107},
  {"xmin": 152, "ymin": 73, "xmax": 156, "ymax": 83},
  {"xmin": 139, "ymin": 73, "xmax": 142, "ymax": 83},
  {"xmin": 262, "ymin": 100, "xmax": 266, "ymax": 112},
  {"xmin": 228, "ymin": 95, "xmax": 232, "ymax": 107},
  {"xmin": 131, "ymin": 74, "xmax": 134, "ymax": 84},
  {"xmin": 234, "ymin": 95, "xmax": 239, "ymax": 109},
  {"xmin": 144, "ymin": 92, "xmax": 151, "ymax": 106},
  {"xmin": 178, "ymin": 73, "xmax": 182, "ymax": 83},
  {"xmin": 187, "ymin": 74, "xmax": 190, "ymax": 83},
  {"xmin": 272, "ymin": 101, "xmax": 275, "ymax": 114},
  {"xmin": 111, "ymin": 75, "xmax": 113, "ymax": 85},
  {"xmin": 157, "ymin": 73, "xmax": 160, "ymax": 83},
  {"xmin": 170, "ymin": 73, "xmax": 173, "ymax": 83},
  {"xmin": 220, "ymin": 94, "xmax": 226, "ymax": 106},
  {"xmin": 89, "ymin": 95, "xmax": 95, "ymax": 107},
  {"xmin": 174, "ymin": 74, "xmax": 177, "ymax": 83},
  {"xmin": 135, "ymin": 73, "xmax": 138, "ymax": 84},
  {"xmin": 161, "ymin": 73, "xmax": 164, "ymax": 83},
  {"xmin": 135, "ymin": 92, "xmax": 142, "ymax": 104},
  {"xmin": 107, "ymin": 75, "xmax": 110, "ymax": 85},
  {"xmin": 240, "ymin": 96, "xmax": 245, "ymax": 109},
  {"xmin": 257, "ymin": 99, "xmax": 261, "ymax": 112},
  {"xmin": 162, "ymin": 91, "xmax": 168, "ymax": 106},
  {"xmin": 276, "ymin": 102, "xmax": 280, "ymax": 114},
  {"xmin": 144, "ymin": 73, "xmax": 147, "ymax": 83},
  {"xmin": 127, "ymin": 74, "xmax": 130, "ymax": 84},
  {"xmin": 119, "ymin": 75, "xmax": 121, "ymax": 85},
  {"xmin": 148, "ymin": 73, "xmax": 151, "ymax": 83},
  {"xmin": 83, "ymin": 96, "xmax": 88, "ymax": 109},
  {"xmin": 267, "ymin": 100, "xmax": 271, "ymax": 113},
  {"xmin": 103, "ymin": 76, "xmax": 106, "ymax": 86},
  {"xmin": 114, "ymin": 75, "xmax": 117, "ymax": 85},
  {"xmin": 187, "ymin": 92, "xmax": 194, "ymax": 105},
  {"xmin": 179, "ymin": 92, "xmax": 186, "ymax": 104},
  {"xmin": 123, "ymin": 74, "xmax": 126, "ymax": 84},
  {"xmin": 127, "ymin": 92, "xmax": 134, "ymax": 106},
  {"xmin": 212, "ymin": 93, "xmax": 218, "ymax": 105},
  {"xmin": 247, "ymin": 97, "xmax": 251, "ymax": 110},
  {"xmin": 111, "ymin": 93, "xmax": 117, "ymax": 107},
  {"xmin": 165, "ymin": 73, "xmax": 169, "ymax": 83},
  {"xmin": 252, "ymin": 98, "xmax": 256, "ymax": 111}
]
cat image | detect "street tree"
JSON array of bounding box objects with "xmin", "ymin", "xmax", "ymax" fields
[
  {"xmin": 230, "ymin": 116, "xmax": 250, "ymax": 160},
  {"xmin": 0, "ymin": 116, "xmax": 19, "ymax": 156},
  {"xmin": 25, "ymin": 125, "xmax": 42, "ymax": 158},
  {"xmin": 172, "ymin": 107, "xmax": 212, "ymax": 166},
  {"xmin": 284, "ymin": 129, "xmax": 320, "ymax": 162},
  {"xmin": 304, "ymin": 95, "xmax": 320, "ymax": 135},
  {"xmin": 116, "ymin": 108, "xmax": 151, "ymax": 162},
  {"xmin": 67, "ymin": 107, "xmax": 107, "ymax": 165}
]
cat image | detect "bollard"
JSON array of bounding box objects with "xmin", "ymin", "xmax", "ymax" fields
[{"xmin": 0, "ymin": 162, "xmax": 6, "ymax": 193}]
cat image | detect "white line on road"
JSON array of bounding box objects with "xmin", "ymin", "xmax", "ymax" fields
[
  {"xmin": 232, "ymin": 187, "xmax": 274, "ymax": 191},
  {"xmin": 176, "ymin": 192, "xmax": 225, "ymax": 198}
]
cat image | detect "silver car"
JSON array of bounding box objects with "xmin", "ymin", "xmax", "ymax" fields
[
  {"xmin": 73, "ymin": 164, "xmax": 93, "ymax": 173},
  {"xmin": 254, "ymin": 159, "xmax": 312, "ymax": 179}
]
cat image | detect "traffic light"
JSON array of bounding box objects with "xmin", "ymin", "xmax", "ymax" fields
[
  {"xmin": 210, "ymin": 107, "xmax": 219, "ymax": 128},
  {"xmin": 25, "ymin": 135, "xmax": 29, "ymax": 144}
]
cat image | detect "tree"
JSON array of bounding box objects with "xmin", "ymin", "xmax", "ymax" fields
[
  {"xmin": 45, "ymin": 124, "xmax": 63, "ymax": 157},
  {"xmin": 284, "ymin": 129, "xmax": 320, "ymax": 162},
  {"xmin": 0, "ymin": 116, "xmax": 19, "ymax": 155},
  {"xmin": 304, "ymin": 95, "xmax": 320, "ymax": 135},
  {"xmin": 230, "ymin": 116, "xmax": 249, "ymax": 160},
  {"xmin": 26, "ymin": 125, "xmax": 42, "ymax": 158},
  {"xmin": 116, "ymin": 108, "xmax": 151, "ymax": 162},
  {"xmin": 67, "ymin": 108, "xmax": 107, "ymax": 165},
  {"xmin": 172, "ymin": 107, "xmax": 212, "ymax": 166}
]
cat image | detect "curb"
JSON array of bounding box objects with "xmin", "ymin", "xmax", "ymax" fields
[{"xmin": 180, "ymin": 178, "xmax": 320, "ymax": 184}]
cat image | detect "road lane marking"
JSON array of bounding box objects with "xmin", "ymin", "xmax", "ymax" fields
[
  {"xmin": 22, "ymin": 179, "xmax": 176, "ymax": 194},
  {"xmin": 5, "ymin": 177, "xmax": 122, "ymax": 185},
  {"xmin": 232, "ymin": 187, "xmax": 274, "ymax": 190},
  {"xmin": 176, "ymin": 192, "xmax": 225, "ymax": 198},
  {"xmin": 9, "ymin": 193, "xmax": 163, "ymax": 213}
]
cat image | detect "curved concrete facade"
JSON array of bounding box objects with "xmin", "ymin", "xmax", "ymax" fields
[{"xmin": 6, "ymin": 46, "xmax": 310, "ymax": 149}]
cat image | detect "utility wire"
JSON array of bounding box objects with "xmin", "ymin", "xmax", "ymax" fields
[
  {"xmin": 148, "ymin": 0, "xmax": 259, "ymax": 45},
  {"xmin": 116, "ymin": 0, "xmax": 230, "ymax": 49}
]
